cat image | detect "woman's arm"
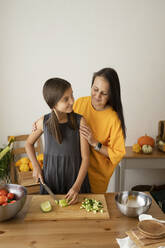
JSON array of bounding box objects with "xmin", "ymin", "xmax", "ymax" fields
[
  {"xmin": 25, "ymin": 116, "xmax": 44, "ymax": 183},
  {"xmin": 65, "ymin": 117, "xmax": 90, "ymax": 205},
  {"xmin": 80, "ymin": 122, "xmax": 109, "ymax": 157},
  {"xmin": 80, "ymin": 119, "xmax": 125, "ymax": 166}
]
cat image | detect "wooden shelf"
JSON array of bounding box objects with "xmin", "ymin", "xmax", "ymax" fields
[{"xmin": 125, "ymin": 146, "xmax": 165, "ymax": 159}]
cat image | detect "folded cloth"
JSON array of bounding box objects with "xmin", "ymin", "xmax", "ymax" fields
[
  {"xmin": 116, "ymin": 214, "xmax": 165, "ymax": 248},
  {"xmin": 116, "ymin": 236, "xmax": 138, "ymax": 248},
  {"xmin": 139, "ymin": 214, "xmax": 165, "ymax": 223}
]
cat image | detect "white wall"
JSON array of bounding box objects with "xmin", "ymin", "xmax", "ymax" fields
[{"xmin": 1, "ymin": 0, "xmax": 165, "ymax": 191}]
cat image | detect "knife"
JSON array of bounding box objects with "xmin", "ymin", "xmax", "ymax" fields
[{"xmin": 41, "ymin": 182, "xmax": 57, "ymax": 201}]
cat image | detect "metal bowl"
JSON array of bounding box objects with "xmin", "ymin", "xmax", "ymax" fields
[
  {"xmin": 0, "ymin": 184, "xmax": 27, "ymax": 221},
  {"xmin": 115, "ymin": 191, "xmax": 152, "ymax": 217}
]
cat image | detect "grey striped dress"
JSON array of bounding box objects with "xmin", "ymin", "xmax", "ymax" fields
[{"xmin": 40, "ymin": 113, "xmax": 91, "ymax": 194}]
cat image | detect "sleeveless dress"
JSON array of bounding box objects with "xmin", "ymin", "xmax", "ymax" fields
[{"xmin": 40, "ymin": 113, "xmax": 91, "ymax": 194}]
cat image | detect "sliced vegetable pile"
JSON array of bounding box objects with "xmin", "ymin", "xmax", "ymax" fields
[
  {"xmin": 80, "ymin": 198, "xmax": 103, "ymax": 213},
  {"xmin": 0, "ymin": 188, "xmax": 16, "ymax": 206}
]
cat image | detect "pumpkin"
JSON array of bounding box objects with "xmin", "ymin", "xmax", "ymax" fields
[
  {"xmin": 158, "ymin": 140, "xmax": 165, "ymax": 152},
  {"xmin": 15, "ymin": 157, "xmax": 29, "ymax": 167},
  {"xmin": 138, "ymin": 135, "xmax": 155, "ymax": 147},
  {"xmin": 19, "ymin": 163, "xmax": 30, "ymax": 172},
  {"xmin": 158, "ymin": 140, "xmax": 165, "ymax": 146},
  {"xmin": 29, "ymin": 161, "xmax": 43, "ymax": 170},
  {"xmin": 142, "ymin": 145, "xmax": 153, "ymax": 154},
  {"xmin": 38, "ymin": 161, "xmax": 43, "ymax": 169},
  {"xmin": 20, "ymin": 157, "xmax": 30, "ymax": 164},
  {"xmin": 15, "ymin": 159, "xmax": 22, "ymax": 167},
  {"xmin": 132, "ymin": 144, "xmax": 141, "ymax": 153},
  {"xmin": 29, "ymin": 161, "xmax": 33, "ymax": 170},
  {"xmin": 37, "ymin": 153, "xmax": 43, "ymax": 162}
]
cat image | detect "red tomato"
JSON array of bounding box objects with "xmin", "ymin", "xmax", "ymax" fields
[
  {"xmin": 0, "ymin": 189, "xmax": 8, "ymax": 196},
  {"xmin": 9, "ymin": 200, "xmax": 16, "ymax": 204},
  {"xmin": 0, "ymin": 195, "xmax": 8, "ymax": 204},
  {"xmin": 2, "ymin": 202, "xmax": 8, "ymax": 206},
  {"xmin": 7, "ymin": 193, "xmax": 14, "ymax": 200}
]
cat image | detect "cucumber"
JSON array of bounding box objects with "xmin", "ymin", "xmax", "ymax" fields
[
  {"xmin": 54, "ymin": 200, "xmax": 59, "ymax": 205},
  {"xmin": 59, "ymin": 199, "xmax": 68, "ymax": 207},
  {"xmin": 40, "ymin": 201, "xmax": 52, "ymax": 212},
  {"xmin": 55, "ymin": 199, "xmax": 70, "ymax": 207},
  {"xmin": 80, "ymin": 198, "xmax": 103, "ymax": 213}
]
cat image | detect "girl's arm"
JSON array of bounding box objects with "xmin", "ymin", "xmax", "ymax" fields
[
  {"xmin": 65, "ymin": 117, "xmax": 90, "ymax": 205},
  {"xmin": 25, "ymin": 116, "xmax": 44, "ymax": 183}
]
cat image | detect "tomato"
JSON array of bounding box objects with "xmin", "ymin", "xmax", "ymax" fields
[
  {"xmin": 9, "ymin": 200, "xmax": 16, "ymax": 204},
  {"xmin": 2, "ymin": 202, "xmax": 8, "ymax": 206},
  {"xmin": 0, "ymin": 195, "xmax": 8, "ymax": 204},
  {"xmin": 0, "ymin": 189, "xmax": 8, "ymax": 196},
  {"xmin": 7, "ymin": 193, "xmax": 14, "ymax": 200}
]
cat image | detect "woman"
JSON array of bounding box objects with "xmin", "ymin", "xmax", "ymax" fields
[{"xmin": 73, "ymin": 68, "xmax": 126, "ymax": 193}]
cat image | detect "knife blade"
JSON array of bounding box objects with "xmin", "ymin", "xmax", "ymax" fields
[{"xmin": 42, "ymin": 182, "xmax": 57, "ymax": 201}]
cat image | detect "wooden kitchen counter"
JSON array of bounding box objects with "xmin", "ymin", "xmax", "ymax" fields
[{"xmin": 0, "ymin": 193, "xmax": 164, "ymax": 248}]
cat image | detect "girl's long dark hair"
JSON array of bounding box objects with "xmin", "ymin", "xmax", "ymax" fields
[
  {"xmin": 43, "ymin": 78, "xmax": 77, "ymax": 144},
  {"xmin": 92, "ymin": 68, "xmax": 126, "ymax": 139}
]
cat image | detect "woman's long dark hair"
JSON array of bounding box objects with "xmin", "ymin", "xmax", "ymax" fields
[
  {"xmin": 43, "ymin": 78, "xmax": 77, "ymax": 144},
  {"xmin": 92, "ymin": 68, "xmax": 126, "ymax": 139}
]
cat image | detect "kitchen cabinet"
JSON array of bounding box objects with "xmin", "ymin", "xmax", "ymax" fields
[{"xmin": 118, "ymin": 147, "xmax": 165, "ymax": 191}]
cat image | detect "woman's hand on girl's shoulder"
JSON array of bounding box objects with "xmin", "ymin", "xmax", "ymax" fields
[
  {"xmin": 27, "ymin": 117, "xmax": 44, "ymax": 145},
  {"xmin": 80, "ymin": 117, "xmax": 97, "ymax": 147},
  {"xmin": 32, "ymin": 116, "xmax": 44, "ymax": 132}
]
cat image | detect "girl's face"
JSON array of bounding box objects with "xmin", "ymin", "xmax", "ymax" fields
[
  {"xmin": 54, "ymin": 87, "xmax": 74, "ymax": 113},
  {"xmin": 91, "ymin": 76, "xmax": 110, "ymax": 110}
]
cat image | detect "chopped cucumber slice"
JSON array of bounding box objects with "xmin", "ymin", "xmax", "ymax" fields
[
  {"xmin": 54, "ymin": 199, "xmax": 68, "ymax": 207},
  {"xmin": 40, "ymin": 201, "xmax": 52, "ymax": 213},
  {"xmin": 80, "ymin": 198, "xmax": 104, "ymax": 213},
  {"xmin": 54, "ymin": 200, "xmax": 59, "ymax": 205},
  {"xmin": 59, "ymin": 199, "xmax": 68, "ymax": 207}
]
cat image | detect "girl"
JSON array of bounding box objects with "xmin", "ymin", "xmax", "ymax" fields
[{"xmin": 25, "ymin": 78, "xmax": 90, "ymax": 205}]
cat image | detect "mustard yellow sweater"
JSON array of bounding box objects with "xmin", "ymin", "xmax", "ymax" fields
[{"xmin": 73, "ymin": 96, "xmax": 125, "ymax": 193}]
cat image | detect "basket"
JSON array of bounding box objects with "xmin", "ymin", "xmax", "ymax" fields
[{"xmin": 8, "ymin": 135, "xmax": 42, "ymax": 194}]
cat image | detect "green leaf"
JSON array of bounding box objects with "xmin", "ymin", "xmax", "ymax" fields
[{"xmin": 0, "ymin": 148, "xmax": 12, "ymax": 179}]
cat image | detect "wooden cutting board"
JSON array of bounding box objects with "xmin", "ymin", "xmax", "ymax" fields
[
  {"xmin": 24, "ymin": 194, "xmax": 110, "ymax": 221},
  {"xmin": 126, "ymin": 228, "xmax": 165, "ymax": 247},
  {"xmin": 137, "ymin": 220, "xmax": 165, "ymax": 238}
]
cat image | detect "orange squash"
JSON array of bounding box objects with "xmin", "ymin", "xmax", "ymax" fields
[
  {"xmin": 29, "ymin": 161, "xmax": 43, "ymax": 170},
  {"xmin": 29, "ymin": 161, "xmax": 33, "ymax": 171},
  {"xmin": 138, "ymin": 135, "xmax": 155, "ymax": 147}
]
